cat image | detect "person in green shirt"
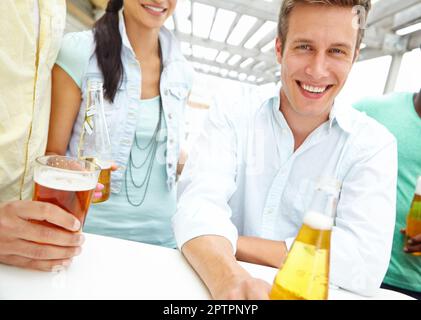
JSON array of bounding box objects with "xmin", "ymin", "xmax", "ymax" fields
[{"xmin": 354, "ymin": 89, "xmax": 421, "ymax": 300}]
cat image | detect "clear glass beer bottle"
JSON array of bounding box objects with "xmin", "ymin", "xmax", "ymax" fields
[
  {"xmin": 78, "ymin": 79, "xmax": 113, "ymax": 203},
  {"xmin": 405, "ymin": 176, "xmax": 421, "ymax": 256},
  {"xmin": 270, "ymin": 178, "xmax": 340, "ymax": 300}
]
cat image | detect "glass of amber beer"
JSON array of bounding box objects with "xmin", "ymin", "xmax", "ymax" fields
[
  {"xmin": 405, "ymin": 176, "xmax": 421, "ymax": 256},
  {"xmin": 90, "ymin": 159, "xmax": 112, "ymax": 203},
  {"xmin": 33, "ymin": 155, "xmax": 100, "ymax": 229}
]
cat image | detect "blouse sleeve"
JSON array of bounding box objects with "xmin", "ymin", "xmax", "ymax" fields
[{"xmin": 54, "ymin": 31, "xmax": 93, "ymax": 88}]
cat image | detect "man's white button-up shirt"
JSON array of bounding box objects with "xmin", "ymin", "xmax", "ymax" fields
[{"xmin": 173, "ymin": 90, "xmax": 397, "ymax": 296}]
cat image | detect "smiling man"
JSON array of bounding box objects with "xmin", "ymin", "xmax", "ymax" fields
[{"xmin": 173, "ymin": 0, "xmax": 398, "ymax": 299}]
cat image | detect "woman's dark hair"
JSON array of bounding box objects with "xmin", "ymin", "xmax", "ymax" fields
[{"xmin": 93, "ymin": 0, "xmax": 124, "ymax": 102}]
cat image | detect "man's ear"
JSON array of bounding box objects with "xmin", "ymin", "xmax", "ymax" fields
[
  {"xmin": 275, "ymin": 37, "xmax": 283, "ymax": 64},
  {"xmin": 353, "ymin": 48, "xmax": 360, "ymax": 63}
]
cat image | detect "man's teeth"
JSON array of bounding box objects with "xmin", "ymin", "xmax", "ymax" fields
[
  {"xmin": 143, "ymin": 5, "xmax": 165, "ymax": 12},
  {"xmin": 301, "ymin": 83, "xmax": 328, "ymax": 93}
]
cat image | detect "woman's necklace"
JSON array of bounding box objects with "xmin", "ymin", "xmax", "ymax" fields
[
  {"xmin": 124, "ymin": 100, "xmax": 162, "ymax": 207},
  {"xmin": 124, "ymin": 43, "xmax": 163, "ymax": 207}
]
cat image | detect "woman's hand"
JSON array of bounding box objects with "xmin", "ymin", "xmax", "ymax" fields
[{"xmin": 93, "ymin": 162, "xmax": 119, "ymax": 199}]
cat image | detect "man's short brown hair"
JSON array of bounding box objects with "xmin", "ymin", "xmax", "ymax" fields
[{"xmin": 277, "ymin": 0, "xmax": 371, "ymax": 52}]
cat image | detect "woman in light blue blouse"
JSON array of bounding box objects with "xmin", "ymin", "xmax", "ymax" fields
[{"xmin": 46, "ymin": 0, "xmax": 194, "ymax": 248}]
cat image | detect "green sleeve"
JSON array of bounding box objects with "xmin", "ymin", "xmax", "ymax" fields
[
  {"xmin": 55, "ymin": 31, "xmax": 94, "ymax": 89},
  {"xmin": 353, "ymin": 99, "xmax": 371, "ymax": 113},
  {"xmin": 352, "ymin": 95, "xmax": 383, "ymax": 115}
]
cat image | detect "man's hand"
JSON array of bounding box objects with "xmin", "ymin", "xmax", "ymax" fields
[
  {"xmin": 0, "ymin": 200, "xmax": 85, "ymax": 271},
  {"xmin": 182, "ymin": 235, "xmax": 271, "ymax": 300},
  {"xmin": 401, "ymin": 228, "xmax": 421, "ymax": 253},
  {"xmin": 213, "ymin": 274, "xmax": 271, "ymax": 300}
]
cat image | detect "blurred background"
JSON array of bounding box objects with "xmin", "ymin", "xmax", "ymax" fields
[{"xmin": 65, "ymin": 0, "xmax": 421, "ymax": 149}]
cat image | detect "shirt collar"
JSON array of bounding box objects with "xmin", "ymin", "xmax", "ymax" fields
[
  {"xmin": 269, "ymin": 91, "xmax": 290, "ymax": 130},
  {"xmin": 329, "ymin": 102, "xmax": 354, "ymax": 133},
  {"xmin": 118, "ymin": 10, "xmax": 185, "ymax": 68},
  {"xmin": 268, "ymin": 88, "xmax": 354, "ymax": 134},
  {"xmin": 117, "ymin": 10, "xmax": 134, "ymax": 55}
]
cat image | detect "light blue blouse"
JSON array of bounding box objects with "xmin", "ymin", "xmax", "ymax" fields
[
  {"xmin": 54, "ymin": 13, "xmax": 194, "ymax": 247},
  {"xmin": 83, "ymin": 97, "xmax": 177, "ymax": 248},
  {"xmin": 56, "ymin": 12, "xmax": 194, "ymax": 193}
]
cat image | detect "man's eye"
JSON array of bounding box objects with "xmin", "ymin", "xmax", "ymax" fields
[
  {"xmin": 297, "ymin": 45, "xmax": 311, "ymax": 50},
  {"xmin": 331, "ymin": 48, "xmax": 345, "ymax": 55}
]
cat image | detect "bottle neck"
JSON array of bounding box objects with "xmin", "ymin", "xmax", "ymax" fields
[
  {"xmin": 87, "ymin": 80, "xmax": 104, "ymax": 111},
  {"xmin": 83, "ymin": 81, "xmax": 111, "ymax": 160},
  {"xmin": 307, "ymin": 187, "xmax": 338, "ymax": 219},
  {"xmin": 88, "ymin": 80, "xmax": 103, "ymax": 92},
  {"xmin": 416, "ymin": 177, "xmax": 421, "ymax": 196},
  {"xmin": 303, "ymin": 180, "xmax": 340, "ymax": 231},
  {"xmin": 87, "ymin": 89, "xmax": 104, "ymax": 109}
]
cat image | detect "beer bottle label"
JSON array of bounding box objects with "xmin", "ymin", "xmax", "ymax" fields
[
  {"xmin": 86, "ymin": 107, "xmax": 96, "ymax": 117},
  {"xmin": 84, "ymin": 121, "xmax": 93, "ymax": 135}
]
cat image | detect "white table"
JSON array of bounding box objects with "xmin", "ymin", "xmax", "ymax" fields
[{"xmin": 0, "ymin": 233, "xmax": 414, "ymax": 300}]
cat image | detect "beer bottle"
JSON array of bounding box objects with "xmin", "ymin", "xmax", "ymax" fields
[
  {"xmin": 79, "ymin": 79, "xmax": 113, "ymax": 203},
  {"xmin": 270, "ymin": 178, "xmax": 340, "ymax": 300},
  {"xmin": 405, "ymin": 176, "xmax": 421, "ymax": 256}
]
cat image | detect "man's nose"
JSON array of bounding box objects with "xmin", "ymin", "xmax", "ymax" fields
[{"xmin": 304, "ymin": 53, "xmax": 330, "ymax": 80}]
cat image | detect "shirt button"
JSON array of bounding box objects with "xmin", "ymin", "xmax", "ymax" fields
[
  {"xmin": 168, "ymin": 113, "xmax": 173, "ymax": 120},
  {"xmin": 164, "ymin": 89, "xmax": 170, "ymax": 96},
  {"xmin": 168, "ymin": 163, "xmax": 173, "ymax": 169},
  {"xmin": 169, "ymin": 138, "xmax": 174, "ymax": 144}
]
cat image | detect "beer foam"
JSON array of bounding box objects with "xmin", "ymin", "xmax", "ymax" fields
[
  {"xmin": 34, "ymin": 170, "xmax": 97, "ymax": 191},
  {"xmin": 416, "ymin": 177, "xmax": 421, "ymax": 196},
  {"xmin": 303, "ymin": 211, "xmax": 334, "ymax": 230}
]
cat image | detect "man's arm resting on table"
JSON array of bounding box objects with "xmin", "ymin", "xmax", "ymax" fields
[
  {"xmin": 181, "ymin": 235, "xmax": 272, "ymax": 300},
  {"xmin": 236, "ymin": 236, "xmax": 288, "ymax": 269}
]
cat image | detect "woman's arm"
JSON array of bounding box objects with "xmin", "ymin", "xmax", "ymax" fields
[{"xmin": 46, "ymin": 65, "xmax": 82, "ymax": 155}]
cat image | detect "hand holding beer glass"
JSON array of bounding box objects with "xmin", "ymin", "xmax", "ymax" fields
[{"xmin": 0, "ymin": 155, "xmax": 100, "ymax": 271}]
